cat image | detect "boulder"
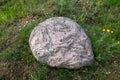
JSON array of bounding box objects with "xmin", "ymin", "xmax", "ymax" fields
[{"xmin": 29, "ymin": 17, "xmax": 94, "ymax": 69}]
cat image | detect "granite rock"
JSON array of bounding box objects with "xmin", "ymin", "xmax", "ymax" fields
[{"xmin": 29, "ymin": 17, "xmax": 94, "ymax": 69}]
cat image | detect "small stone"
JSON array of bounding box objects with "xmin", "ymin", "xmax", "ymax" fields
[
  {"xmin": 29, "ymin": 17, "xmax": 94, "ymax": 69},
  {"xmin": 105, "ymin": 72, "xmax": 111, "ymax": 75}
]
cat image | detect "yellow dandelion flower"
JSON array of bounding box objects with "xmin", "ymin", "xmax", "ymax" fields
[
  {"xmin": 111, "ymin": 31, "xmax": 113, "ymax": 33},
  {"xmin": 106, "ymin": 29, "xmax": 110, "ymax": 33},
  {"xmin": 102, "ymin": 29, "xmax": 106, "ymax": 32}
]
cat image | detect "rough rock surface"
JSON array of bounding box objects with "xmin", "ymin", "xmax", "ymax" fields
[{"xmin": 29, "ymin": 17, "xmax": 94, "ymax": 69}]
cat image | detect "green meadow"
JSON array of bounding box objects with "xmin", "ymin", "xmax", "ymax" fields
[{"xmin": 0, "ymin": 0, "xmax": 120, "ymax": 80}]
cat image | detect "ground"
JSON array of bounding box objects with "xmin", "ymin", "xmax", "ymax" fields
[{"xmin": 0, "ymin": 0, "xmax": 120, "ymax": 80}]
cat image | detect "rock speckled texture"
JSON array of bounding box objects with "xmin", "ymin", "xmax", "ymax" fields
[{"xmin": 29, "ymin": 17, "xmax": 94, "ymax": 69}]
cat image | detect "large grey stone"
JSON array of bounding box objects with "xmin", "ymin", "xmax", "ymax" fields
[{"xmin": 29, "ymin": 17, "xmax": 94, "ymax": 69}]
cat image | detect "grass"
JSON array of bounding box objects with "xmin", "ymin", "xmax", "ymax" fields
[{"xmin": 0, "ymin": 0, "xmax": 120, "ymax": 80}]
